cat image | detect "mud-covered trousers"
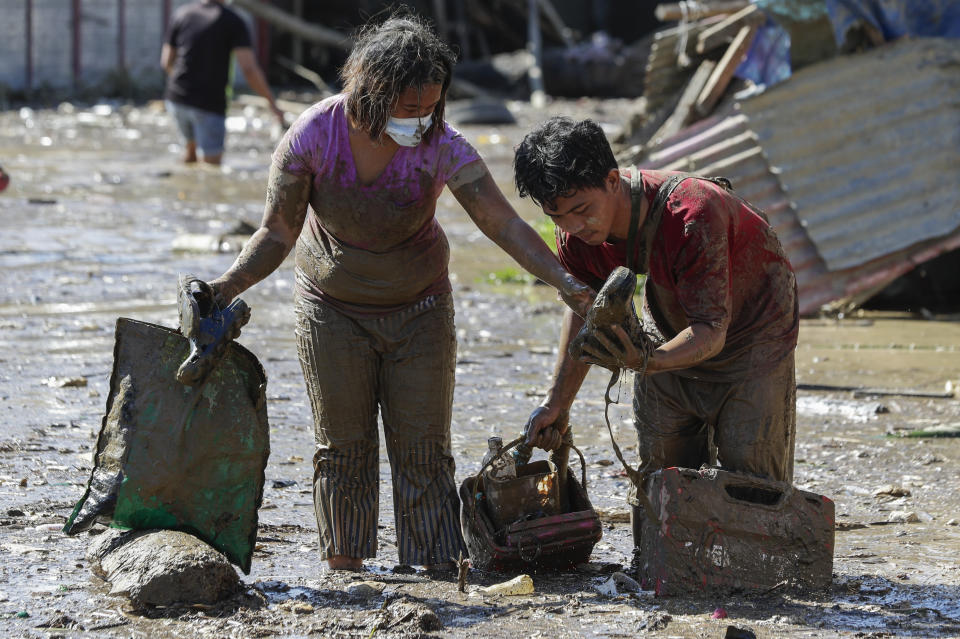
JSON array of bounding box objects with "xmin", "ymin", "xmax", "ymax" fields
[
  {"xmin": 627, "ymin": 353, "xmax": 796, "ymax": 543},
  {"xmin": 294, "ymin": 292, "xmax": 466, "ymax": 565}
]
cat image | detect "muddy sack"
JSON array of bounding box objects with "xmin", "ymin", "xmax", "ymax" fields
[{"xmin": 64, "ymin": 318, "xmax": 269, "ymax": 574}]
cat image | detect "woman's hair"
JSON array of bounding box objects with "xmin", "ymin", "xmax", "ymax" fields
[
  {"xmin": 340, "ymin": 12, "xmax": 456, "ymax": 143},
  {"xmin": 514, "ymin": 117, "xmax": 617, "ymax": 210}
]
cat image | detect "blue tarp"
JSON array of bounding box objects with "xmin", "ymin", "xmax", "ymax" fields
[
  {"xmin": 735, "ymin": 18, "xmax": 793, "ymax": 89},
  {"xmin": 825, "ymin": 0, "xmax": 960, "ymax": 43}
]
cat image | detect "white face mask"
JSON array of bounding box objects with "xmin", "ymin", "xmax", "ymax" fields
[{"xmin": 384, "ymin": 113, "xmax": 433, "ymax": 147}]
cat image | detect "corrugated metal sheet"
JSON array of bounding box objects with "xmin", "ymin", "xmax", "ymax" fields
[
  {"xmin": 739, "ymin": 37, "xmax": 960, "ymax": 272},
  {"xmin": 638, "ymin": 108, "xmax": 835, "ymax": 315},
  {"xmin": 636, "ymin": 37, "xmax": 960, "ymax": 315}
]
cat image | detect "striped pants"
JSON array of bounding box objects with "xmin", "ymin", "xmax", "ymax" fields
[{"xmin": 294, "ymin": 292, "xmax": 466, "ymax": 565}]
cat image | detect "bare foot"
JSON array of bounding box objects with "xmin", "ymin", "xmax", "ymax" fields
[{"xmin": 183, "ymin": 141, "xmax": 197, "ymax": 163}]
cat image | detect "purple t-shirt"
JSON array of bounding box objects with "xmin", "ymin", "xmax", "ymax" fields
[{"xmin": 272, "ymin": 94, "xmax": 481, "ymax": 314}]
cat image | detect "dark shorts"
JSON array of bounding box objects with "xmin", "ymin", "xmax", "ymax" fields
[{"xmin": 627, "ymin": 353, "xmax": 796, "ymax": 506}]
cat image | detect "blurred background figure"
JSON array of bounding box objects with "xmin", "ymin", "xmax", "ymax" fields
[
  {"xmin": 0, "ymin": 165, "xmax": 9, "ymax": 193},
  {"xmin": 161, "ymin": 0, "xmax": 284, "ymax": 165}
]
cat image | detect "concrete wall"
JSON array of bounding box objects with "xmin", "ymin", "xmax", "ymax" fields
[{"xmin": 0, "ymin": 0, "xmax": 226, "ymax": 94}]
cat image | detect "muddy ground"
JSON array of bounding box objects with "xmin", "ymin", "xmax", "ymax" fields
[{"xmin": 0, "ymin": 96, "xmax": 958, "ymax": 638}]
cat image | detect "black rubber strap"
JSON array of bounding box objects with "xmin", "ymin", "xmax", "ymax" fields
[{"xmin": 626, "ymin": 172, "xmax": 732, "ymax": 274}]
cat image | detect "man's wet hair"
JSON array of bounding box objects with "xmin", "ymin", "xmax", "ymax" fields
[
  {"xmin": 340, "ymin": 12, "xmax": 456, "ymax": 143},
  {"xmin": 514, "ymin": 117, "xmax": 617, "ymax": 210}
]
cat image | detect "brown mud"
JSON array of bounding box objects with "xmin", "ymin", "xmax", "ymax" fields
[{"xmin": 0, "ymin": 98, "xmax": 958, "ymax": 637}]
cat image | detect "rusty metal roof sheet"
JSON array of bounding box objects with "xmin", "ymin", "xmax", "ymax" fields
[
  {"xmin": 738, "ymin": 37, "xmax": 960, "ymax": 272},
  {"xmin": 636, "ymin": 37, "xmax": 960, "ymax": 315}
]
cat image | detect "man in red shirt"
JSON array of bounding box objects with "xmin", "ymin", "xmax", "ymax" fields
[{"xmin": 515, "ymin": 117, "xmax": 799, "ymax": 546}]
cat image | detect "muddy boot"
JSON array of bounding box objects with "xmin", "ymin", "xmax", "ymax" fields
[
  {"xmin": 176, "ymin": 274, "xmax": 250, "ymax": 386},
  {"xmin": 569, "ymin": 266, "xmax": 647, "ymax": 370}
]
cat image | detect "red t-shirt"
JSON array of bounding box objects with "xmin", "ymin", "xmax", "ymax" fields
[{"xmin": 558, "ymin": 170, "xmax": 799, "ymax": 381}]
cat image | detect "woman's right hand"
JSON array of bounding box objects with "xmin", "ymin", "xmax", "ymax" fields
[
  {"xmin": 208, "ymin": 277, "xmax": 236, "ymax": 308},
  {"xmin": 524, "ymin": 404, "xmax": 570, "ymax": 451}
]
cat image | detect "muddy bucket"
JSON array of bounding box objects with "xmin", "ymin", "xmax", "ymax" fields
[
  {"xmin": 460, "ymin": 437, "xmax": 602, "ymax": 572},
  {"xmin": 637, "ymin": 467, "xmax": 834, "ymax": 596}
]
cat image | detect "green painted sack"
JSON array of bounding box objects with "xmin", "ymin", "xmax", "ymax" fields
[{"xmin": 64, "ymin": 318, "xmax": 269, "ymax": 574}]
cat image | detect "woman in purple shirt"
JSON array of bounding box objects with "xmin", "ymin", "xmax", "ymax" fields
[{"xmin": 209, "ymin": 15, "xmax": 591, "ymax": 572}]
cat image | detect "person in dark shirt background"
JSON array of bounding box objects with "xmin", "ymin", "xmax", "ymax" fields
[{"xmin": 161, "ymin": 0, "xmax": 284, "ymax": 165}]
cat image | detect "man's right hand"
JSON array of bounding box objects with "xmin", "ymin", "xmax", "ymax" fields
[{"xmin": 525, "ymin": 404, "xmax": 570, "ymax": 451}]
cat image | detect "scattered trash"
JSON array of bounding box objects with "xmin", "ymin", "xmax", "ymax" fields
[
  {"xmin": 887, "ymin": 511, "xmax": 920, "ymax": 524},
  {"xmin": 35, "ymin": 614, "xmax": 77, "ymax": 629},
  {"xmin": 712, "ymin": 607, "xmax": 728, "ymax": 619},
  {"xmin": 272, "ymin": 480, "xmax": 297, "ymax": 489},
  {"xmin": 172, "ymin": 233, "xmax": 250, "ymax": 254},
  {"xmin": 898, "ymin": 424, "xmax": 960, "ymax": 438},
  {"xmin": 287, "ymin": 602, "xmax": 314, "ymax": 614},
  {"xmin": 947, "ymin": 519, "xmax": 958, "ymax": 526},
  {"xmin": 595, "ymin": 507, "xmax": 631, "ymax": 522},
  {"xmin": 41, "ymin": 376, "xmax": 87, "ymax": 388},
  {"xmin": 480, "ymin": 574, "xmax": 534, "ymax": 596},
  {"xmin": 383, "ymin": 598, "xmax": 442, "ymax": 632},
  {"xmin": 873, "ymin": 484, "xmax": 910, "ymax": 498},
  {"xmin": 596, "ymin": 571, "xmax": 642, "ymax": 597},
  {"xmin": 637, "ymin": 610, "xmax": 672, "ymax": 630}
]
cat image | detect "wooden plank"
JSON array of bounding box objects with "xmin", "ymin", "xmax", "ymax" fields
[
  {"xmin": 695, "ymin": 24, "xmax": 757, "ymax": 117},
  {"xmin": 655, "ymin": 1, "xmax": 750, "ymax": 22},
  {"xmin": 650, "ymin": 59, "xmax": 716, "ymax": 144},
  {"xmin": 696, "ymin": 3, "xmax": 764, "ymax": 54},
  {"xmin": 232, "ymin": 0, "xmax": 352, "ymax": 51}
]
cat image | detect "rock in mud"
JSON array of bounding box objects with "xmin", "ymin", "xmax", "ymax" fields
[
  {"xmin": 86, "ymin": 529, "xmax": 240, "ymax": 606},
  {"xmin": 346, "ymin": 581, "xmax": 385, "ymax": 598}
]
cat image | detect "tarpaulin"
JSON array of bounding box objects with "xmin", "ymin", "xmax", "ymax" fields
[{"xmin": 826, "ymin": 0, "xmax": 960, "ymax": 43}]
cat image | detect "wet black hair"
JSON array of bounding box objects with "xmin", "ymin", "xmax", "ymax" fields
[
  {"xmin": 340, "ymin": 11, "xmax": 456, "ymax": 143},
  {"xmin": 513, "ymin": 116, "xmax": 618, "ymax": 210}
]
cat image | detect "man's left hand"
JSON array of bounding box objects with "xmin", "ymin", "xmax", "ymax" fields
[{"xmin": 578, "ymin": 325, "xmax": 647, "ymax": 372}]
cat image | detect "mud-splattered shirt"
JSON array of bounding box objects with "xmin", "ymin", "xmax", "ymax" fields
[
  {"xmin": 273, "ymin": 94, "xmax": 482, "ymax": 315},
  {"xmin": 557, "ymin": 169, "xmax": 799, "ymax": 381}
]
